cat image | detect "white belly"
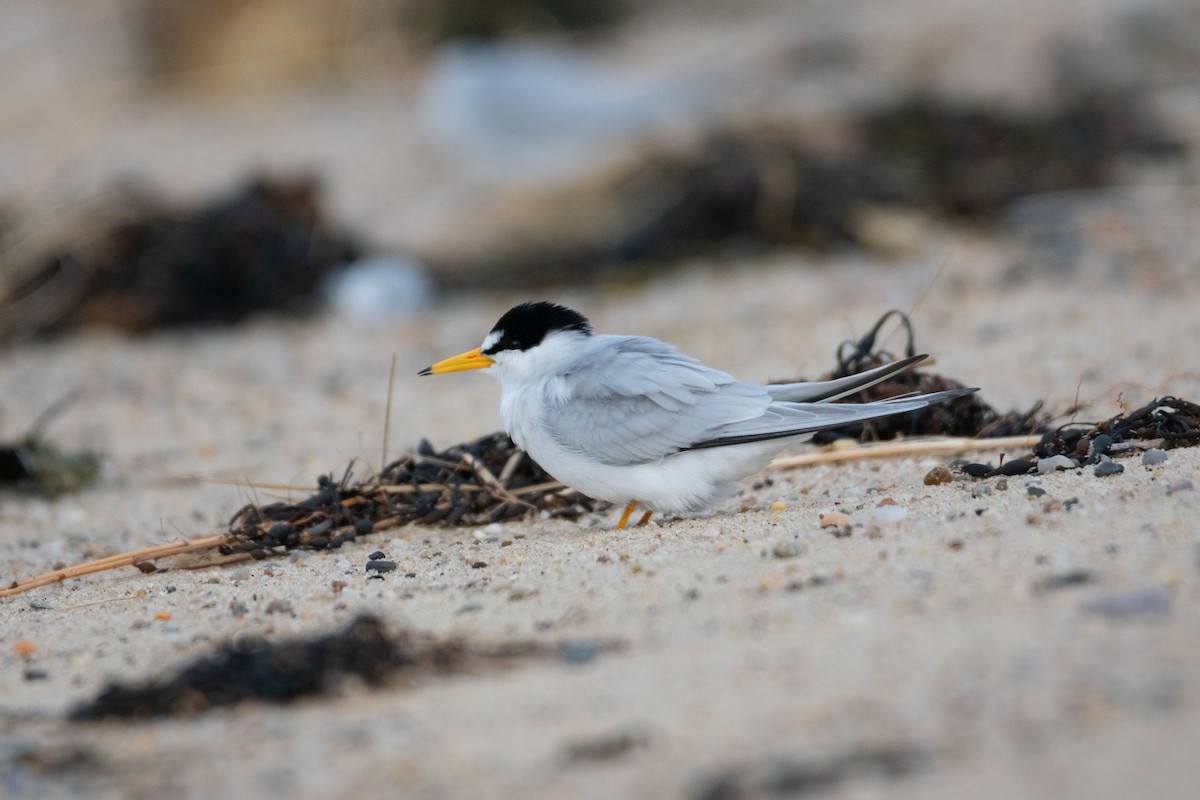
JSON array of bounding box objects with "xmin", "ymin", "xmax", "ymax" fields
[{"xmin": 500, "ymin": 384, "xmax": 787, "ymax": 513}]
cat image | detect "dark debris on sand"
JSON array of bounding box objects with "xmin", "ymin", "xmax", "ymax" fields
[
  {"xmin": 0, "ymin": 393, "xmax": 100, "ymax": 498},
  {"xmin": 1035, "ymin": 397, "xmax": 1200, "ymax": 458},
  {"xmin": 1, "ymin": 177, "xmax": 361, "ymax": 341},
  {"xmin": 860, "ymin": 94, "xmax": 1184, "ymax": 219},
  {"xmin": 956, "ymin": 397, "xmax": 1200, "ymax": 479},
  {"xmin": 222, "ymin": 433, "xmax": 598, "ymax": 558},
  {"xmin": 799, "ymin": 310, "xmax": 1050, "ymax": 443},
  {"xmin": 426, "ymin": 92, "xmax": 1186, "ymax": 289},
  {"xmin": 73, "ymin": 615, "xmax": 590, "ymax": 720},
  {"xmin": 0, "ymin": 437, "xmax": 99, "ymax": 498}
]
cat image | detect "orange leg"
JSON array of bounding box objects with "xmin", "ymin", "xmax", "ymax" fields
[
  {"xmin": 636, "ymin": 510, "xmax": 654, "ymax": 526},
  {"xmin": 616, "ymin": 501, "xmax": 638, "ymax": 530}
]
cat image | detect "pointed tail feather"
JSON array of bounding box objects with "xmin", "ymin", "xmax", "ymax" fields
[
  {"xmin": 766, "ymin": 354, "xmax": 928, "ymax": 404},
  {"xmin": 686, "ymin": 387, "xmax": 978, "ymax": 450}
]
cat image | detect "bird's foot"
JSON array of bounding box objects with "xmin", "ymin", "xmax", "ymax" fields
[{"xmin": 616, "ymin": 501, "xmax": 638, "ymax": 530}]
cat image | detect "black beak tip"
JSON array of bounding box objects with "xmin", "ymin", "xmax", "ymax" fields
[{"xmin": 418, "ymin": 367, "xmax": 432, "ymax": 376}]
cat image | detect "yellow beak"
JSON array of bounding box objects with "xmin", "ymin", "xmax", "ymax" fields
[{"xmin": 419, "ymin": 347, "xmax": 495, "ymax": 375}]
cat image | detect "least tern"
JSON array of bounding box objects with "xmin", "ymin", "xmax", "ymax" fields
[{"xmin": 421, "ymin": 302, "xmax": 974, "ymax": 528}]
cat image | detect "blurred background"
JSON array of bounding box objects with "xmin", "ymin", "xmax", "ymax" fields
[{"xmin": 1, "ymin": 0, "xmax": 1199, "ymax": 339}]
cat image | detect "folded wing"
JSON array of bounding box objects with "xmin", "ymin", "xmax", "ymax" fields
[{"xmin": 542, "ymin": 336, "xmax": 972, "ymax": 465}]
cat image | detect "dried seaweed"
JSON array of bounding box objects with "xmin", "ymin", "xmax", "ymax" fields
[
  {"xmin": 425, "ymin": 93, "xmax": 1186, "ymax": 289},
  {"xmin": 861, "ymin": 95, "xmax": 1184, "ymax": 219},
  {"xmin": 0, "ymin": 439, "xmax": 100, "ymax": 498},
  {"xmin": 223, "ymin": 433, "xmax": 599, "ymax": 557},
  {"xmin": 797, "ymin": 309, "xmax": 1050, "ymax": 442},
  {"xmin": 1034, "ymin": 397, "xmax": 1200, "ymax": 459},
  {"xmin": 73, "ymin": 615, "xmax": 592, "ymax": 720},
  {"xmin": 1, "ymin": 177, "xmax": 361, "ymax": 341},
  {"xmin": 0, "ymin": 393, "xmax": 100, "ymax": 497}
]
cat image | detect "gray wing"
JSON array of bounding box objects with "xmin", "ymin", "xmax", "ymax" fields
[
  {"xmin": 684, "ymin": 388, "xmax": 976, "ymax": 450},
  {"xmin": 542, "ymin": 335, "xmax": 773, "ymax": 466},
  {"xmin": 542, "ymin": 336, "xmax": 977, "ymax": 464}
]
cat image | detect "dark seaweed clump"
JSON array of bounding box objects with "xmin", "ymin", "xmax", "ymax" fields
[
  {"xmin": 2, "ymin": 177, "xmax": 361, "ymax": 341},
  {"xmin": 1035, "ymin": 397, "xmax": 1200, "ymax": 458},
  {"xmin": 221, "ymin": 433, "xmax": 598, "ymax": 559},
  {"xmin": 956, "ymin": 397, "xmax": 1200, "ymax": 478},
  {"xmin": 73, "ymin": 616, "xmax": 409, "ymax": 719},
  {"xmin": 72, "ymin": 615, "xmax": 595, "ymax": 720},
  {"xmin": 801, "ymin": 309, "xmax": 1049, "ymax": 442}
]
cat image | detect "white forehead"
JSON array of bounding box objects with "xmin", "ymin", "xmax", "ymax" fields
[{"xmin": 481, "ymin": 330, "xmax": 502, "ymax": 351}]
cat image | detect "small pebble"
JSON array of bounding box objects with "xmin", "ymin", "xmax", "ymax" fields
[
  {"xmin": 1094, "ymin": 461, "xmax": 1125, "ymax": 477},
  {"xmin": 924, "ymin": 466, "xmax": 953, "ymax": 485},
  {"xmin": 970, "ymin": 484, "xmax": 992, "ymax": 498},
  {"xmin": 1034, "ymin": 570, "xmax": 1096, "ymax": 593},
  {"xmin": 365, "ymin": 560, "xmax": 397, "ymax": 573},
  {"xmin": 770, "ymin": 500, "xmax": 787, "ymax": 511},
  {"xmin": 999, "ymin": 458, "xmax": 1035, "ymax": 476},
  {"xmin": 995, "ymin": 478, "xmax": 1008, "ymax": 491},
  {"xmin": 368, "ymin": 550, "xmax": 386, "ymax": 560},
  {"xmin": 772, "ymin": 539, "xmax": 806, "ymax": 559},
  {"xmin": 12, "ymin": 640, "xmax": 36, "ymax": 657},
  {"xmin": 1082, "ymin": 588, "xmax": 1172, "ymax": 618},
  {"xmin": 355, "ymin": 518, "xmax": 374, "ymax": 534},
  {"xmin": 1037, "ymin": 455, "xmax": 1077, "ymax": 474},
  {"xmin": 1141, "ymin": 448, "xmax": 1168, "ymax": 466},
  {"xmin": 230, "ymin": 568, "xmax": 252, "ymax": 582},
  {"xmin": 562, "ymin": 640, "xmax": 600, "ymax": 665},
  {"xmin": 266, "ymin": 523, "xmax": 292, "ymax": 540},
  {"xmin": 962, "ymin": 463, "xmax": 995, "ymax": 478},
  {"xmin": 1025, "ymin": 478, "xmax": 1046, "ymax": 497},
  {"xmin": 471, "ymin": 561, "xmax": 488, "ymax": 569},
  {"xmin": 819, "ymin": 511, "xmax": 852, "ymax": 528},
  {"xmin": 23, "ymin": 669, "xmax": 49, "ymax": 681},
  {"xmin": 1090, "ymin": 434, "xmax": 1112, "ymax": 457},
  {"xmin": 1166, "ymin": 480, "xmax": 1193, "ymax": 496},
  {"xmin": 265, "ymin": 599, "xmax": 293, "ymax": 614},
  {"xmin": 28, "ymin": 600, "xmax": 54, "ymax": 610}
]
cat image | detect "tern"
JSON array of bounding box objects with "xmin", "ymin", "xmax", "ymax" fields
[{"xmin": 421, "ymin": 302, "xmax": 974, "ymax": 528}]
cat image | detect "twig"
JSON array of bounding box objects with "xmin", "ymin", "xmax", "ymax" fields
[
  {"xmin": 0, "ymin": 533, "xmax": 229, "ymax": 599},
  {"xmin": 460, "ymin": 451, "xmax": 509, "ymax": 496},
  {"xmin": 383, "ymin": 353, "xmax": 397, "ymax": 472},
  {"xmin": 767, "ymin": 434, "xmax": 1042, "ymax": 470},
  {"xmin": 53, "ymin": 595, "xmax": 143, "ymax": 611},
  {"xmin": 498, "ymin": 449, "xmax": 524, "ymax": 485},
  {"xmin": 460, "ymin": 452, "xmax": 537, "ymax": 510}
]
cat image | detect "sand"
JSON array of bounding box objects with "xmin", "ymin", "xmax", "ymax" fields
[
  {"xmin": 3, "ymin": 225, "xmax": 1200, "ymax": 798},
  {"xmin": 4, "ymin": 0, "xmax": 1200, "ymax": 796}
]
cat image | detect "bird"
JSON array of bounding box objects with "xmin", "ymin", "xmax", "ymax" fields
[{"xmin": 420, "ymin": 301, "xmax": 975, "ymax": 529}]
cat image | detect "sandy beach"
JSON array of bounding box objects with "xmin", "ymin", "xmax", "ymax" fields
[{"xmin": 3, "ymin": 1, "xmax": 1200, "ymax": 797}]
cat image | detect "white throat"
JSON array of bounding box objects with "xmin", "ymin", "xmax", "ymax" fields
[{"xmin": 487, "ymin": 330, "xmax": 589, "ymax": 390}]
